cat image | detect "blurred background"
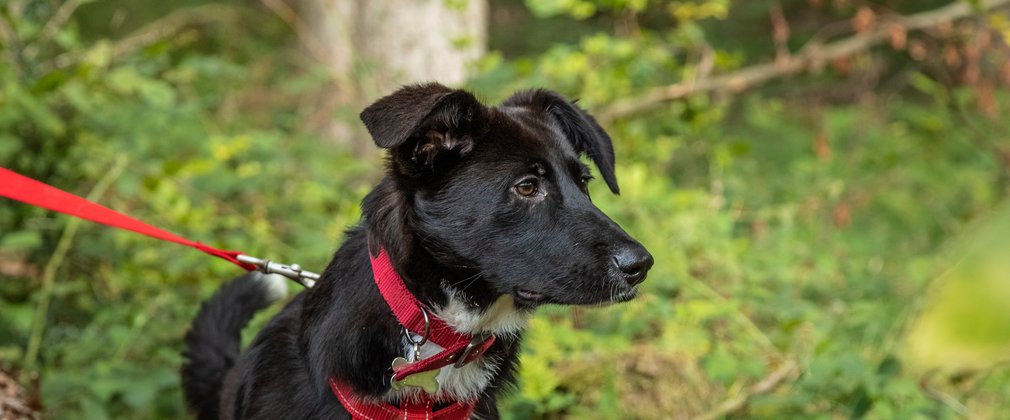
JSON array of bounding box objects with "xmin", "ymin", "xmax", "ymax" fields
[{"xmin": 2, "ymin": 0, "xmax": 1010, "ymax": 418}]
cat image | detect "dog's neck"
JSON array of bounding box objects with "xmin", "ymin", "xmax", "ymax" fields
[
  {"xmin": 374, "ymin": 215, "xmax": 532, "ymax": 337},
  {"xmin": 354, "ymin": 179, "xmax": 530, "ymax": 404},
  {"xmin": 388, "ymin": 233, "xmax": 530, "ymax": 344},
  {"xmin": 371, "ymin": 250, "xmax": 530, "ymax": 404}
]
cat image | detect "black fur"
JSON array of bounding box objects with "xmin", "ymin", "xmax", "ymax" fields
[
  {"xmin": 181, "ymin": 273, "xmax": 279, "ymax": 419},
  {"xmin": 502, "ymin": 89, "xmax": 619, "ymax": 194},
  {"xmin": 182, "ymin": 83, "xmax": 653, "ymax": 419}
]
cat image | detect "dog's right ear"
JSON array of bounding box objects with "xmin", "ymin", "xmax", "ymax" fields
[{"xmin": 360, "ymin": 83, "xmax": 486, "ymax": 174}]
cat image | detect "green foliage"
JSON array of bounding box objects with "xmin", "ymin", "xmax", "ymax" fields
[
  {"xmin": 3, "ymin": 0, "xmax": 1010, "ymax": 418},
  {"xmin": 0, "ymin": 2, "xmax": 370, "ymax": 417},
  {"xmin": 477, "ymin": 1, "xmax": 1010, "ymax": 418},
  {"xmin": 479, "ymin": 87, "xmax": 1008, "ymax": 417}
]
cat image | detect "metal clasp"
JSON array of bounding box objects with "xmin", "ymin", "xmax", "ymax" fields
[
  {"xmin": 236, "ymin": 254, "xmax": 320, "ymax": 288},
  {"xmin": 453, "ymin": 331, "xmax": 493, "ymax": 368},
  {"xmin": 404, "ymin": 306, "xmax": 431, "ymax": 362}
]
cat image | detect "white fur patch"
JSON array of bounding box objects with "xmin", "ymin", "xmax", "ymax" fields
[
  {"xmin": 434, "ymin": 291, "xmax": 529, "ymax": 337},
  {"xmin": 384, "ymin": 291, "xmax": 531, "ymax": 403},
  {"xmin": 254, "ymin": 273, "xmax": 289, "ymax": 302}
]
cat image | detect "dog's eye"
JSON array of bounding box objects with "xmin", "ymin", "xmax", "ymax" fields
[
  {"xmin": 578, "ymin": 175, "xmax": 594, "ymax": 195},
  {"xmin": 515, "ymin": 179, "xmax": 539, "ymax": 197}
]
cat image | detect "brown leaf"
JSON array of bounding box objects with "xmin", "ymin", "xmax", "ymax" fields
[
  {"xmin": 1000, "ymin": 148, "xmax": 1010, "ymax": 168},
  {"xmin": 814, "ymin": 131, "xmax": 832, "ymax": 161},
  {"xmin": 943, "ymin": 45, "xmax": 962, "ymax": 68},
  {"xmin": 976, "ymin": 82, "xmax": 998, "ymax": 118},
  {"xmin": 853, "ymin": 6, "xmax": 875, "ymax": 33},
  {"xmin": 0, "ymin": 370, "xmax": 39, "ymax": 420},
  {"xmin": 833, "ymin": 202, "xmax": 851, "ymax": 228},
  {"xmin": 976, "ymin": 30, "xmax": 992, "ymax": 50},
  {"xmin": 963, "ymin": 62, "xmax": 980, "ymax": 85},
  {"xmin": 909, "ymin": 40, "xmax": 928, "ymax": 61},
  {"xmin": 888, "ymin": 23, "xmax": 907, "ymax": 50},
  {"xmin": 752, "ymin": 219, "xmax": 768, "ymax": 240},
  {"xmin": 831, "ymin": 56, "xmax": 852, "ymax": 75}
]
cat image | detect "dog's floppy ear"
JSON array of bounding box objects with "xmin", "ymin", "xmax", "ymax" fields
[
  {"xmin": 502, "ymin": 89, "xmax": 619, "ymax": 194},
  {"xmin": 360, "ymin": 83, "xmax": 486, "ymax": 174}
]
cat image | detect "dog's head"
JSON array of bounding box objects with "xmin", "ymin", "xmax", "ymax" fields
[{"xmin": 360, "ymin": 83, "xmax": 653, "ymax": 308}]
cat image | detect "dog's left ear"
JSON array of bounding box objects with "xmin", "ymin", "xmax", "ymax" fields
[
  {"xmin": 360, "ymin": 83, "xmax": 487, "ymax": 175},
  {"xmin": 503, "ymin": 90, "xmax": 620, "ymax": 194}
]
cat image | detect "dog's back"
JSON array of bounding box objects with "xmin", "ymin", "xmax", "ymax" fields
[{"xmin": 181, "ymin": 273, "xmax": 286, "ymax": 419}]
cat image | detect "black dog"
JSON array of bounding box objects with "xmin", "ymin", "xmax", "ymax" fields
[{"xmin": 181, "ymin": 83, "xmax": 653, "ymax": 419}]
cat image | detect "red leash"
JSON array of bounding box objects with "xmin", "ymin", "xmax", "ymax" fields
[
  {"xmin": 0, "ymin": 167, "xmax": 321, "ymax": 285},
  {"xmin": 2, "ymin": 167, "xmax": 487, "ymax": 419},
  {"xmin": 0, "ymin": 167, "xmax": 256, "ymax": 270}
]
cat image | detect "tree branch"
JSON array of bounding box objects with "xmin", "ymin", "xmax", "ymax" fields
[
  {"xmin": 920, "ymin": 370, "xmax": 973, "ymax": 418},
  {"xmin": 37, "ymin": 0, "xmax": 82, "ymax": 47},
  {"xmin": 597, "ymin": 0, "xmax": 1010, "ymax": 122},
  {"xmin": 258, "ymin": 0, "xmax": 332, "ymax": 66},
  {"xmin": 49, "ymin": 4, "xmax": 241, "ymax": 70},
  {"xmin": 0, "ymin": 9, "xmax": 23, "ymax": 77},
  {"xmin": 692, "ymin": 359, "xmax": 801, "ymax": 420}
]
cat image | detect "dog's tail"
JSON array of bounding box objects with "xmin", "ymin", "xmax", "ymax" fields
[{"xmin": 181, "ymin": 272, "xmax": 288, "ymax": 419}]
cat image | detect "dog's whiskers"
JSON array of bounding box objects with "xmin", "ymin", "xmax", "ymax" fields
[{"xmin": 458, "ymin": 273, "xmax": 484, "ymax": 290}]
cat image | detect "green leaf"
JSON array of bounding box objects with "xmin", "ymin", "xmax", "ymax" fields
[{"xmin": 0, "ymin": 230, "xmax": 43, "ymax": 251}]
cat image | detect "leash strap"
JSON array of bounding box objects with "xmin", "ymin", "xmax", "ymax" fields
[{"xmin": 0, "ymin": 167, "xmax": 258, "ymax": 271}]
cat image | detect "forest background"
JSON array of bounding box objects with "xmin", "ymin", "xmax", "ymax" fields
[{"xmin": 2, "ymin": 0, "xmax": 1010, "ymax": 418}]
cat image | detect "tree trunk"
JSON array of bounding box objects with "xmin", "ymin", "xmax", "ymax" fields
[{"xmin": 298, "ymin": 0, "xmax": 487, "ymax": 154}]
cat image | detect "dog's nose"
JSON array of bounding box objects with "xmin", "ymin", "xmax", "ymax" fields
[{"xmin": 612, "ymin": 245, "xmax": 653, "ymax": 286}]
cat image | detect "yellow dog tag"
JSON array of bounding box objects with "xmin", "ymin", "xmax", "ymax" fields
[{"xmin": 390, "ymin": 357, "xmax": 440, "ymax": 394}]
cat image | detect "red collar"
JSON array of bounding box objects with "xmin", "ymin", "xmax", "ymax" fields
[{"xmin": 328, "ymin": 248, "xmax": 496, "ymax": 420}]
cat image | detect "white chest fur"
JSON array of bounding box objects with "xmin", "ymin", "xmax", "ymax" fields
[{"xmin": 385, "ymin": 292, "xmax": 529, "ymax": 403}]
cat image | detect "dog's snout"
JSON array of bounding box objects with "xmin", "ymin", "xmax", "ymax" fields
[{"xmin": 612, "ymin": 245, "xmax": 653, "ymax": 286}]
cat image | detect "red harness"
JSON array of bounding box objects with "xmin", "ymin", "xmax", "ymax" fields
[
  {"xmin": 329, "ymin": 378, "xmax": 476, "ymax": 420},
  {"xmin": 326, "ymin": 249, "xmax": 496, "ymax": 420}
]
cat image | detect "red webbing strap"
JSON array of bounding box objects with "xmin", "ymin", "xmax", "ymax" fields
[
  {"xmin": 329, "ymin": 378, "xmax": 476, "ymax": 420},
  {"xmin": 369, "ymin": 249, "xmax": 471, "ymax": 347},
  {"xmin": 0, "ymin": 167, "xmax": 257, "ymax": 271},
  {"xmin": 368, "ymin": 249, "xmax": 496, "ymax": 380},
  {"xmin": 390, "ymin": 336, "xmax": 496, "ymax": 381}
]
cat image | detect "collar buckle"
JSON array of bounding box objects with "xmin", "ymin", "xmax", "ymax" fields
[{"xmin": 453, "ymin": 331, "xmax": 494, "ymax": 368}]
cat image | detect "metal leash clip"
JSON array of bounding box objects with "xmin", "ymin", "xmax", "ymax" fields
[{"xmin": 236, "ymin": 254, "xmax": 320, "ymax": 288}]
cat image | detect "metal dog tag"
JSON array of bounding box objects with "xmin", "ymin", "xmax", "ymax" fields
[{"xmin": 390, "ymin": 357, "xmax": 440, "ymax": 394}]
